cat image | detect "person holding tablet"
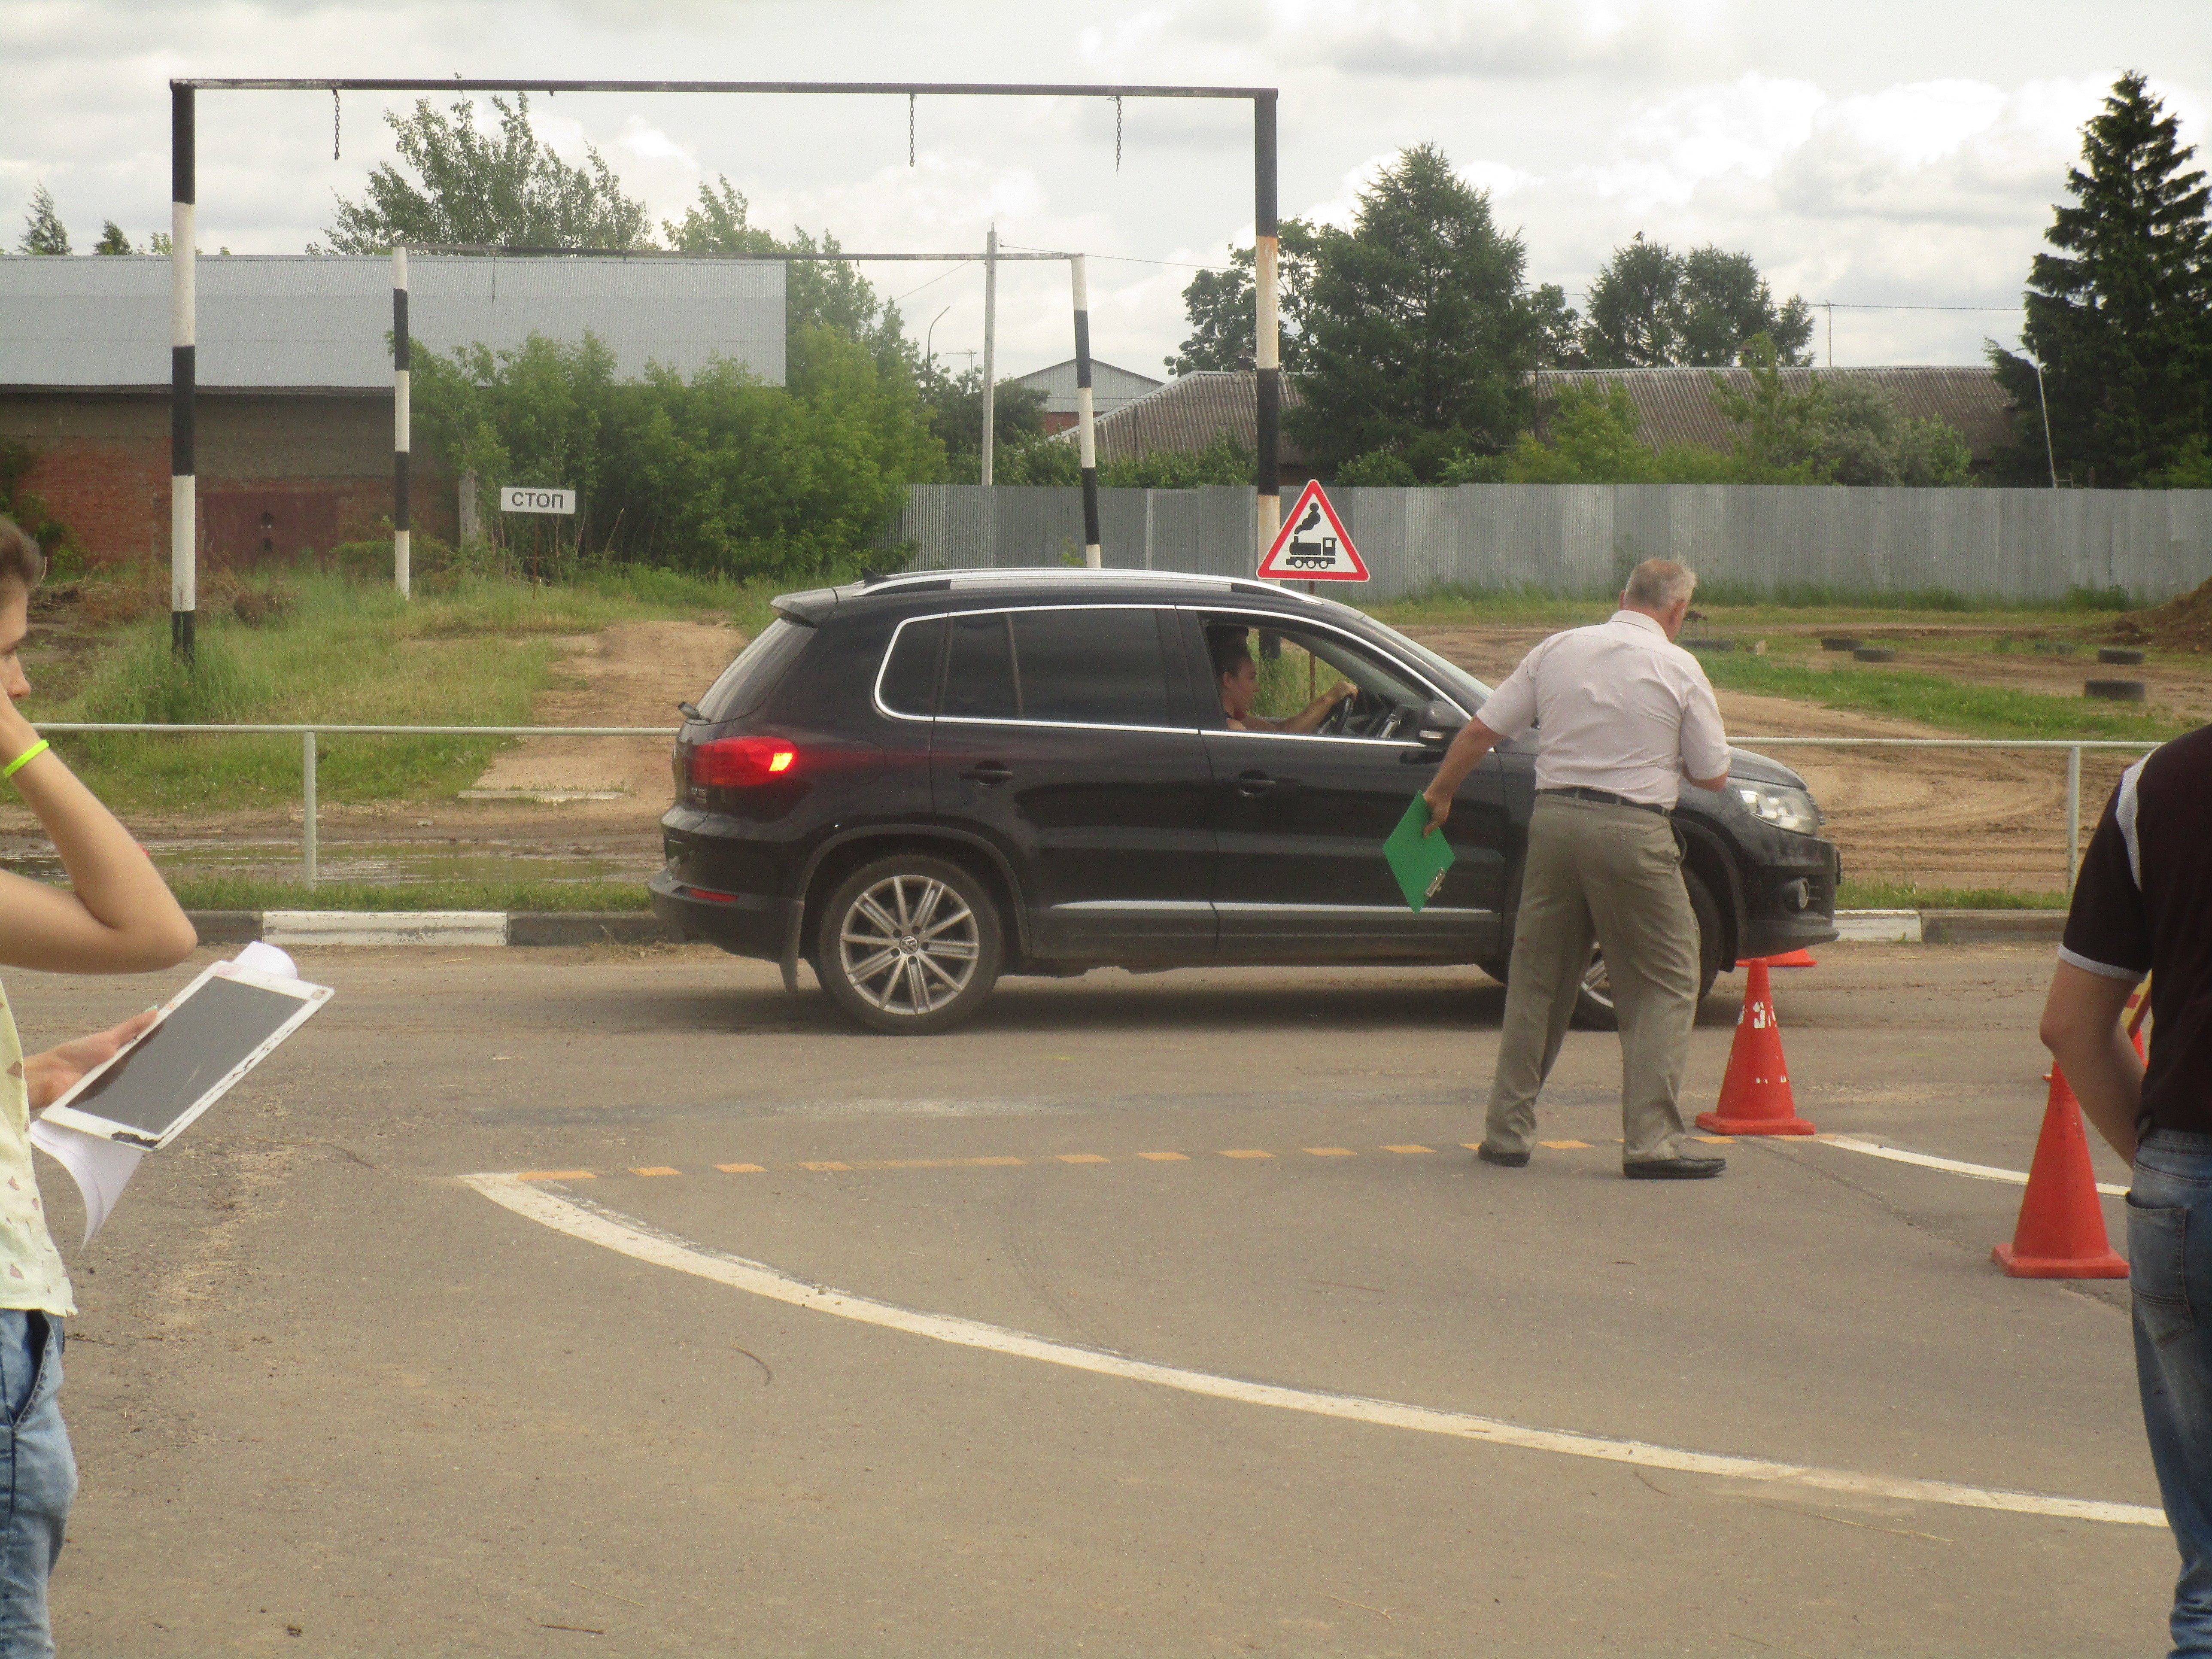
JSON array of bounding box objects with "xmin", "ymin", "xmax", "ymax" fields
[{"xmin": 0, "ymin": 516, "xmax": 197, "ymax": 1656}]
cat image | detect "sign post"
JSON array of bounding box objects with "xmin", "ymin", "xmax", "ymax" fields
[
  {"xmin": 499, "ymin": 486, "xmax": 577, "ymax": 583},
  {"xmin": 1256, "ymin": 481, "xmax": 1368, "ymax": 583}
]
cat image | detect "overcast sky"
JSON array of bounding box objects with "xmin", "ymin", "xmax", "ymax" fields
[{"xmin": 5, "ymin": 0, "xmax": 2206, "ymax": 383}]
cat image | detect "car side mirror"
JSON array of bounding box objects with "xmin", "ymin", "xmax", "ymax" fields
[{"xmin": 1416, "ymin": 699, "xmax": 1467, "ymax": 746}]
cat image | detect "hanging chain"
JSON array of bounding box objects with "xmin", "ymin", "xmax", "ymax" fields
[
  {"xmin": 908, "ymin": 93, "xmax": 915, "ymax": 167},
  {"xmin": 333, "ymin": 88, "xmax": 341, "ymax": 161},
  {"xmin": 1114, "ymin": 95, "xmax": 1122, "ymax": 173}
]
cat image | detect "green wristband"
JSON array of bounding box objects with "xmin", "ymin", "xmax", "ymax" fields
[{"xmin": 3, "ymin": 738, "xmax": 49, "ymax": 781}]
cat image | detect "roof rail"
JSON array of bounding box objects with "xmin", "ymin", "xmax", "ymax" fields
[{"xmin": 857, "ymin": 568, "xmax": 1326, "ymax": 602}]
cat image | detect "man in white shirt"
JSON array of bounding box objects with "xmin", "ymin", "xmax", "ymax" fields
[{"xmin": 1423, "ymin": 559, "xmax": 1732, "ymax": 1179}]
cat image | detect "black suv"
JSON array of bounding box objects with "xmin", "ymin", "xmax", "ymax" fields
[{"xmin": 651, "ymin": 570, "xmax": 1840, "ymax": 1033}]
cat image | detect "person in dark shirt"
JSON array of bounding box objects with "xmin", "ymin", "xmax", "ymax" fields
[{"xmin": 2041, "ymin": 724, "xmax": 2212, "ymax": 1658}]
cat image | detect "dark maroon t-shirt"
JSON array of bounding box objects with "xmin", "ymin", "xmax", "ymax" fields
[{"xmin": 2060, "ymin": 724, "xmax": 2212, "ymax": 1134}]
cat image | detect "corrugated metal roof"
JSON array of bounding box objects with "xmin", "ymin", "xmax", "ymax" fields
[
  {"xmin": 1010, "ymin": 358, "xmax": 1163, "ymax": 416},
  {"xmin": 0, "ymin": 254, "xmax": 784, "ymax": 391},
  {"xmin": 1532, "ymin": 365, "xmax": 2013, "ymax": 461},
  {"xmin": 1080, "ymin": 369, "xmax": 1307, "ymax": 464}
]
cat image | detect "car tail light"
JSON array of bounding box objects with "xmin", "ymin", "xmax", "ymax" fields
[{"xmin": 687, "ymin": 735, "xmax": 800, "ymax": 788}]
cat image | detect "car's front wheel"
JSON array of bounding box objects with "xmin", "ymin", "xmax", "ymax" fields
[{"xmin": 817, "ymin": 854, "xmax": 1004, "ymax": 1034}]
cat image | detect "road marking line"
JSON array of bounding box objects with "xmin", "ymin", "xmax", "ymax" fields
[
  {"xmin": 1693, "ymin": 1136, "xmax": 1736, "ymax": 1145},
  {"xmin": 1540, "ymin": 1140, "xmax": 1592, "ymax": 1150},
  {"xmin": 797, "ymin": 1161, "xmax": 851, "ymax": 1173},
  {"xmin": 630, "ymin": 1167, "xmax": 680, "ymax": 1177},
  {"xmin": 1382, "ymin": 1145, "xmax": 1434, "ymax": 1155},
  {"xmin": 1817, "ymin": 1135, "xmax": 2129, "ymax": 1198},
  {"xmin": 714, "ymin": 1164, "xmax": 766, "ymax": 1175},
  {"xmin": 1055, "ymin": 1154, "xmax": 1109, "ymax": 1164},
  {"xmin": 517, "ymin": 1170, "xmax": 595, "ymax": 1182},
  {"xmin": 1218, "ymin": 1150, "xmax": 1273, "ymax": 1160},
  {"xmin": 463, "ymin": 1174, "xmax": 2167, "ymax": 1531},
  {"xmin": 1138, "ymin": 1152, "xmax": 1189, "ymax": 1162},
  {"xmin": 972, "ymin": 1156, "xmax": 1026, "ymax": 1167},
  {"xmin": 1304, "ymin": 1148, "xmax": 1357, "ymax": 1157}
]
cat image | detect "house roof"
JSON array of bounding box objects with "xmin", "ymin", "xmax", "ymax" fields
[
  {"xmin": 1533, "ymin": 365, "xmax": 2014, "ymax": 461},
  {"xmin": 1080, "ymin": 369, "xmax": 1307, "ymax": 465},
  {"xmin": 1009, "ymin": 358, "xmax": 1164, "ymax": 416},
  {"xmin": 0, "ymin": 254, "xmax": 785, "ymax": 393}
]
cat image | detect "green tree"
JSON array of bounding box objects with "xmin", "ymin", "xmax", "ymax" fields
[
  {"xmin": 1285, "ymin": 145, "xmax": 1554, "ymax": 480},
  {"xmin": 663, "ymin": 176, "xmax": 915, "ymax": 375},
  {"xmin": 92, "ymin": 221, "xmax": 134, "ymax": 255},
  {"xmin": 993, "ymin": 427, "xmax": 1255, "ymax": 488},
  {"xmin": 1808, "ymin": 380, "xmax": 1973, "ymax": 486},
  {"xmin": 319, "ymin": 94, "xmax": 652, "ymax": 253},
  {"xmin": 1165, "ymin": 220, "xmax": 1319, "ymax": 375},
  {"xmin": 18, "ymin": 184, "xmax": 68, "ymax": 255},
  {"xmin": 916, "ymin": 365, "xmax": 1049, "ymax": 480},
  {"xmin": 1988, "ymin": 71, "xmax": 2212, "ymax": 487},
  {"xmin": 1581, "ymin": 234, "xmax": 1813, "ymax": 367}
]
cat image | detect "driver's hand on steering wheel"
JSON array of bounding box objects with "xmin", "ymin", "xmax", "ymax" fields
[{"xmin": 1327, "ymin": 679, "xmax": 1358, "ymax": 705}]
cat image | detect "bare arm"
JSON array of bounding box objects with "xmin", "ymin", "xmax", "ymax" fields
[
  {"xmin": 1279, "ymin": 678, "xmax": 1358, "ymax": 735},
  {"xmin": 1420, "ymin": 717, "xmax": 1502, "ymax": 835},
  {"xmin": 1685, "ymin": 769, "xmax": 1729, "ymax": 792},
  {"xmin": 2038, "ymin": 962, "xmax": 2141, "ymax": 1165},
  {"xmin": 0, "ymin": 705, "xmax": 196, "ymax": 975}
]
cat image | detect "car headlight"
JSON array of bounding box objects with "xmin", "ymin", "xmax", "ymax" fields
[{"xmin": 1732, "ymin": 781, "xmax": 1821, "ymax": 835}]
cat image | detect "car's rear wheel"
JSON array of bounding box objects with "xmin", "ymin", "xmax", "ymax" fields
[
  {"xmin": 817, "ymin": 854, "xmax": 1003, "ymax": 1034},
  {"xmin": 1571, "ymin": 867, "xmax": 1723, "ymax": 1031}
]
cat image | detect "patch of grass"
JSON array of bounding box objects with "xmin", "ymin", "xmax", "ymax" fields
[
  {"xmin": 165, "ymin": 876, "xmax": 652, "ymax": 912},
  {"xmin": 1698, "ymin": 653, "xmax": 2186, "ymax": 741},
  {"xmin": 1838, "ymin": 878, "xmax": 2068, "ymax": 911},
  {"xmin": 42, "ymin": 567, "xmax": 775, "ymax": 813}
]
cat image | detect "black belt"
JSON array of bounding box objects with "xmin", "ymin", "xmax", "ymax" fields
[{"xmin": 1538, "ymin": 786, "xmax": 1668, "ymax": 816}]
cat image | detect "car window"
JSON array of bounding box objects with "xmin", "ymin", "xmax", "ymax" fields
[
  {"xmin": 1011, "ymin": 608, "xmax": 1173, "ymax": 727},
  {"xmin": 878, "ymin": 617, "xmax": 944, "ymax": 717},
  {"xmin": 697, "ymin": 617, "xmax": 813, "ymax": 722},
  {"xmin": 1200, "ymin": 617, "xmax": 1433, "ymax": 726},
  {"xmin": 944, "ymin": 611, "xmax": 1020, "ymax": 720}
]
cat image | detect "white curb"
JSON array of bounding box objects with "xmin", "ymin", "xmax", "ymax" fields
[
  {"xmin": 1832, "ymin": 909, "xmax": 1924, "ymax": 942},
  {"xmin": 260, "ymin": 910, "xmax": 509, "ymax": 948}
]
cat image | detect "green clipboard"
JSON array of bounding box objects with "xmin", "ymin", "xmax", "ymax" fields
[{"xmin": 1385, "ymin": 793, "xmax": 1456, "ymax": 912}]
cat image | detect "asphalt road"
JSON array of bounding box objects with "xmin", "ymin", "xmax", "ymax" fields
[{"xmin": 14, "ymin": 942, "xmax": 2173, "ymax": 1657}]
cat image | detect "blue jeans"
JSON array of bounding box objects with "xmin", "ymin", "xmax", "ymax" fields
[
  {"xmin": 0, "ymin": 1312, "xmax": 71, "ymax": 1659},
  {"xmin": 2133, "ymin": 1130, "xmax": 2212, "ymax": 1657}
]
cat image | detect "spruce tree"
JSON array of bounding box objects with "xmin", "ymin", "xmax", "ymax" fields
[
  {"xmin": 1990, "ymin": 72, "xmax": 2212, "ymax": 486},
  {"xmin": 17, "ymin": 184, "xmax": 68, "ymax": 255}
]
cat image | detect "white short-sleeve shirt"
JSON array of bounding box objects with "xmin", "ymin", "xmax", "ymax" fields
[{"xmin": 1476, "ymin": 611, "xmax": 1730, "ymax": 808}]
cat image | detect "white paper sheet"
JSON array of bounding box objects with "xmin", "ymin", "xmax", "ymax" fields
[{"xmin": 28, "ymin": 942, "xmax": 299, "ymax": 1246}]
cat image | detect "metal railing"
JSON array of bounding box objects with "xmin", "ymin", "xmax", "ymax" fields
[
  {"xmin": 29, "ymin": 724, "xmax": 2165, "ymax": 893},
  {"xmin": 37, "ymin": 724, "xmax": 676, "ymax": 887}
]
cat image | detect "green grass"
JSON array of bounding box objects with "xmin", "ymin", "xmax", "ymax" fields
[
  {"xmin": 1838, "ymin": 878, "xmax": 2068, "ymax": 912},
  {"xmin": 44, "ymin": 567, "xmax": 777, "ymax": 813},
  {"xmin": 1696, "ymin": 654, "xmax": 2185, "ymax": 741},
  {"xmin": 164, "ymin": 876, "xmax": 652, "ymax": 912}
]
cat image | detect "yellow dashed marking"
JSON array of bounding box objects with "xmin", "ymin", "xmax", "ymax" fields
[
  {"xmin": 1693, "ymin": 1135, "xmax": 1736, "ymax": 1144},
  {"xmin": 1218, "ymin": 1150, "xmax": 1274, "ymax": 1160},
  {"xmin": 518, "ymin": 1170, "xmax": 595, "ymax": 1182},
  {"xmin": 715, "ymin": 1164, "xmax": 766, "ymax": 1174},
  {"xmin": 631, "ymin": 1166, "xmax": 681, "ymax": 1177},
  {"xmin": 797, "ymin": 1161, "xmax": 851, "ymax": 1172},
  {"xmin": 972, "ymin": 1156, "xmax": 1026, "ymax": 1167},
  {"xmin": 1382, "ymin": 1144, "xmax": 1434, "ymax": 1155},
  {"xmin": 1540, "ymin": 1140, "xmax": 1593, "ymax": 1150},
  {"xmin": 1054, "ymin": 1154, "xmax": 1109, "ymax": 1164},
  {"xmin": 1305, "ymin": 1147, "xmax": 1357, "ymax": 1157},
  {"xmin": 1138, "ymin": 1152, "xmax": 1189, "ymax": 1162}
]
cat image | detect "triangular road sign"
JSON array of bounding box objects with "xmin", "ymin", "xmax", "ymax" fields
[{"xmin": 1258, "ymin": 480, "xmax": 1368, "ymax": 581}]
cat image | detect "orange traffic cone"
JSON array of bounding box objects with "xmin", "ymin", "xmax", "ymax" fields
[
  {"xmin": 1696, "ymin": 959, "xmax": 1816, "ymax": 1136},
  {"xmin": 1993, "ymin": 1065, "xmax": 2127, "ymax": 1279},
  {"xmin": 1761, "ymin": 948, "xmax": 1817, "ymax": 967}
]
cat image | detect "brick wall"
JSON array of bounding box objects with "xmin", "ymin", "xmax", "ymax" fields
[{"xmin": 0, "ymin": 392, "xmax": 455, "ymax": 563}]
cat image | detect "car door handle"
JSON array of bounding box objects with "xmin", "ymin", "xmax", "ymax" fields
[
  {"xmin": 960, "ymin": 762, "xmax": 1014, "ymax": 785},
  {"xmin": 1234, "ymin": 769, "xmax": 1279, "ymax": 796}
]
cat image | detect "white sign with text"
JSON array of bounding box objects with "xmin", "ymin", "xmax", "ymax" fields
[{"xmin": 500, "ymin": 486, "xmax": 576, "ymax": 516}]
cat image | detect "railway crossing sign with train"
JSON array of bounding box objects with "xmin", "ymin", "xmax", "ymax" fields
[{"xmin": 1257, "ymin": 481, "xmax": 1368, "ymax": 581}]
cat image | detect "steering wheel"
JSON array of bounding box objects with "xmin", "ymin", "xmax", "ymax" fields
[{"xmin": 1319, "ymin": 692, "xmax": 1356, "ymax": 735}]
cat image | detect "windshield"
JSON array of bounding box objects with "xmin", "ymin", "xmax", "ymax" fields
[{"xmin": 1354, "ymin": 617, "xmax": 1494, "ymax": 712}]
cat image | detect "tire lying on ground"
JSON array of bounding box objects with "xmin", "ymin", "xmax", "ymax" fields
[
  {"xmin": 1852, "ymin": 646, "xmax": 1896, "ymax": 662},
  {"xmin": 1820, "ymin": 636, "xmax": 1860, "ymax": 651},
  {"xmin": 2098, "ymin": 646, "xmax": 2146, "ymax": 665},
  {"xmin": 2084, "ymin": 679, "xmax": 2148, "ymax": 702}
]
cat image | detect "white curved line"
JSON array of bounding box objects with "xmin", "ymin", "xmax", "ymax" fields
[
  {"xmin": 1817, "ymin": 1134, "xmax": 2130, "ymax": 1197},
  {"xmin": 463, "ymin": 1172, "xmax": 2166, "ymax": 1530}
]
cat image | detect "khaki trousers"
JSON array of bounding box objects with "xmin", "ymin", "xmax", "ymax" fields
[{"xmin": 1484, "ymin": 793, "xmax": 1700, "ymax": 1164}]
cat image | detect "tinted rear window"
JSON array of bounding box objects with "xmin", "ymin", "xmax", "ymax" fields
[
  {"xmin": 878, "ymin": 617, "xmax": 944, "ymax": 717},
  {"xmin": 1012, "ymin": 608, "xmax": 1173, "ymax": 726},
  {"xmin": 944, "ymin": 612, "xmax": 1019, "ymax": 720},
  {"xmin": 696, "ymin": 618, "xmax": 812, "ymax": 722}
]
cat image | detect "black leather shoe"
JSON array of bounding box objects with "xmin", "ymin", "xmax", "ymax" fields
[
  {"xmin": 1624, "ymin": 1155, "xmax": 1726, "ymax": 1180},
  {"xmin": 1476, "ymin": 1144, "xmax": 1530, "ymax": 1168}
]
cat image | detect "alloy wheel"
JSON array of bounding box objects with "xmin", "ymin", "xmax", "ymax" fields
[{"xmin": 838, "ymin": 874, "xmax": 981, "ymax": 1017}]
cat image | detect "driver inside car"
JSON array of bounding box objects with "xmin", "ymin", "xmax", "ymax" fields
[{"xmin": 1209, "ymin": 628, "xmax": 1358, "ymax": 734}]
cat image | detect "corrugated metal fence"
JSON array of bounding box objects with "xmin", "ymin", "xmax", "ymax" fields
[{"xmin": 887, "ymin": 484, "xmax": 2212, "ymax": 602}]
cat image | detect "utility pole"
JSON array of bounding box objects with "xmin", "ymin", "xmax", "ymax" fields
[
  {"xmin": 1822, "ymin": 300, "xmax": 1834, "ymax": 368},
  {"xmin": 980, "ymin": 225, "xmax": 997, "ymax": 487}
]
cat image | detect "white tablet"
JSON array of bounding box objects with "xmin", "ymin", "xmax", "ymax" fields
[{"xmin": 40, "ymin": 960, "xmax": 332, "ymax": 1150}]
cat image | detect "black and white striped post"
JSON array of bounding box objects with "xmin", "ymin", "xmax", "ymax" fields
[
  {"xmin": 169, "ymin": 84, "xmax": 196, "ymax": 658},
  {"xmin": 392, "ymin": 245, "xmax": 411, "ymax": 597},
  {"xmin": 1070, "ymin": 254, "xmax": 1101, "ymax": 568},
  {"xmin": 1253, "ymin": 92, "xmax": 1281, "ymax": 574}
]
